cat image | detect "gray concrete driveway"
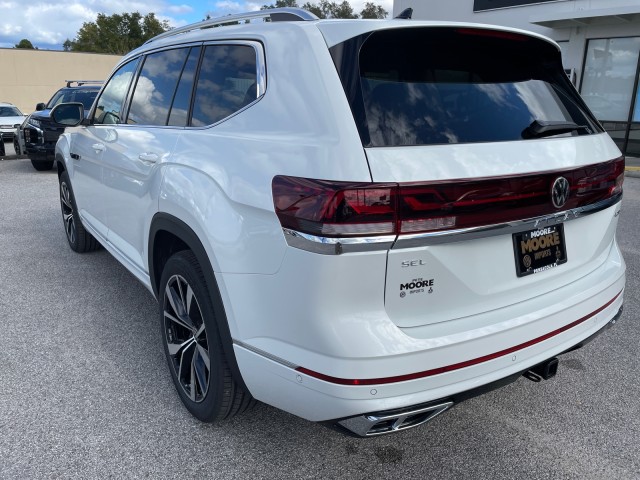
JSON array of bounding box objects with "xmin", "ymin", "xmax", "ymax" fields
[{"xmin": 0, "ymin": 157, "xmax": 638, "ymax": 479}]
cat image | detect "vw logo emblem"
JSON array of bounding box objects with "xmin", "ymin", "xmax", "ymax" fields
[{"xmin": 551, "ymin": 177, "xmax": 570, "ymax": 209}]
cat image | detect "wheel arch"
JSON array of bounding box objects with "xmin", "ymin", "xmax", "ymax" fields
[{"xmin": 149, "ymin": 212, "xmax": 249, "ymax": 392}]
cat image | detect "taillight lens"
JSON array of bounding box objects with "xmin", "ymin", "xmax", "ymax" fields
[
  {"xmin": 272, "ymin": 176, "xmax": 397, "ymax": 237},
  {"xmin": 272, "ymin": 157, "xmax": 624, "ymax": 238}
]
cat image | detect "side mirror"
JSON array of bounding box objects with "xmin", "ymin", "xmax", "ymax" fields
[
  {"xmin": 51, "ymin": 102, "xmax": 85, "ymax": 127},
  {"xmin": 35, "ymin": 103, "xmax": 46, "ymax": 111}
]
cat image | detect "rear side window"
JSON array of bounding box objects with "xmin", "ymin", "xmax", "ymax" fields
[
  {"xmin": 331, "ymin": 28, "xmax": 602, "ymax": 147},
  {"xmin": 191, "ymin": 44, "xmax": 258, "ymax": 126},
  {"xmin": 128, "ymin": 47, "xmax": 190, "ymax": 126},
  {"xmin": 168, "ymin": 47, "xmax": 202, "ymax": 126}
]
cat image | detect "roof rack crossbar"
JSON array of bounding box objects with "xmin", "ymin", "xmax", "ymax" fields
[
  {"xmin": 64, "ymin": 80, "xmax": 104, "ymax": 88},
  {"xmin": 145, "ymin": 8, "xmax": 319, "ymax": 45}
]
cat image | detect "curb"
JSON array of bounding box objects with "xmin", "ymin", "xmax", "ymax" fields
[{"xmin": 626, "ymin": 167, "xmax": 640, "ymax": 179}]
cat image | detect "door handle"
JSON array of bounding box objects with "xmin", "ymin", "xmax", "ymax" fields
[
  {"xmin": 92, "ymin": 143, "xmax": 106, "ymax": 152},
  {"xmin": 70, "ymin": 153, "xmax": 81, "ymax": 160},
  {"xmin": 138, "ymin": 153, "xmax": 159, "ymax": 164}
]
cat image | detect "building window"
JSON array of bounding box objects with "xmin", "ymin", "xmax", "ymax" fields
[
  {"xmin": 473, "ymin": 0, "xmax": 565, "ymax": 12},
  {"xmin": 580, "ymin": 37, "xmax": 640, "ymax": 155},
  {"xmin": 581, "ymin": 37, "xmax": 640, "ymax": 122}
]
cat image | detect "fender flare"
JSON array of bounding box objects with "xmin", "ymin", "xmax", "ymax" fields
[{"xmin": 149, "ymin": 213, "xmax": 249, "ymax": 392}]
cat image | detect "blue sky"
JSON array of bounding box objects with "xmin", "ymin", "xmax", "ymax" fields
[{"xmin": 0, "ymin": 0, "xmax": 393, "ymax": 50}]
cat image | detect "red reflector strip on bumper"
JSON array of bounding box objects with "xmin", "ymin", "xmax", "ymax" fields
[{"xmin": 296, "ymin": 291, "xmax": 622, "ymax": 386}]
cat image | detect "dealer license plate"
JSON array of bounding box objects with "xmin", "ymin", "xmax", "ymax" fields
[{"xmin": 512, "ymin": 224, "xmax": 567, "ymax": 277}]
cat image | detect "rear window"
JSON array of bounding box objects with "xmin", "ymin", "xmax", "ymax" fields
[
  {"xmin": 330, "ymin": 27, "xmax": 601, "ymax": 147},
  {"xmin": 47, "ymin": 88, "xmax": 99, "ymax": 111},
  {"xmin": 0, "ymin": 106, "xmax": 22, "ymax": 117}
]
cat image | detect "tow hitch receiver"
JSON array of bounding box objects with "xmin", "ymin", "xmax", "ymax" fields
[{"xmin": 524, "ymin": 357, "xmax": 559, "ymax": 382}]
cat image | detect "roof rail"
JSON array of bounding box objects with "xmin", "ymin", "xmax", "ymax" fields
[
  {"xmin": 64, "ymin": 80, "xmax": 104, "ymax": 88},
  {"xmin": 145, "ymin": 8, "xmax": 319, "ymax": 45}
]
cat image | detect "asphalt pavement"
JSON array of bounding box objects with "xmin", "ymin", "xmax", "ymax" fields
[{"xmin": 0, "ymin": 154, "xmax": 639, "ymax": 479}]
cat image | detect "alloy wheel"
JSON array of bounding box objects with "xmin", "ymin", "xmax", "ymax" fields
[
  {"xmin": 163, "ymin": 274, "xmax": 210, "ymax": 403},
  {"xmin": 60, "ymin": 181, "xmax": 76, "ymax": 245}
]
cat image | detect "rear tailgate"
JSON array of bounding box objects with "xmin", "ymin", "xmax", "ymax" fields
[
  {"xmin": 367, "ymin": 137, "xmax": 622, "ymax": 328},
  {"xmin": 328, "ymin": 24, "xmax": 624, "ymax": 329}
]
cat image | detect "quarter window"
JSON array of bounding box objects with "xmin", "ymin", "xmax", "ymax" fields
[
  {"xmin": 128, "ymin": 48, "xmax": 191, "ymax": 126},
  {"xmin": 191, "ymin": 45, "xmax": 258, "ymax": 126},
  {"xmin": 93, "ymin": 59, "xmax": 140, "ymax": 125}
]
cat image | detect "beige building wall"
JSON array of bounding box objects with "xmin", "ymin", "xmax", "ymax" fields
[{"xmin": 0, "ymin": 49, "xmax": 121, "ymax": 114}]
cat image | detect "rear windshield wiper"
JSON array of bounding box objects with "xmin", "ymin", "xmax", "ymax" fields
[{"xmin": 522, "ymin": 120, "xmax": 591, "ymax": 139}]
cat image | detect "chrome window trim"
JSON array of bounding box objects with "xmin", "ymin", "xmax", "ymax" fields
[
  {"xmin": 92, "ymin": 41, "xmax": 266, "ymax": 130},
  {"xmin": 282, "ymin": 194, "xmax": 622, "ymax": 254}
]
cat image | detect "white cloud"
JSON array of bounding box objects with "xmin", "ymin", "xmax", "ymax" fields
[
  {"xmin": 0, "ymin": 0, "xmax": 395, "ymax": 49},
  {"xmin": 0, "ymin": 0, "xmax": 190, "ymax": 49},
  {"xmin": 167, "ymin": 4, "xmax": 194, "ymax": 14}
]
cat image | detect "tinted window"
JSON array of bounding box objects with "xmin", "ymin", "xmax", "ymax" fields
[
  {"xmin": 191, "ymin": 45, "xmax": 257, "ymax": 126},
  {"xmin": 46, "ymin": 89, "xmax": 99, "ymax": 110},
  {"xmin": 128, "ymin": 48, "xmax": 190, "ymax": 126},
  {"xmin": 332, "ymin": 28, "xmax": 601, "ymax": 147},
  {"xmin": 94, "ymin": 59, "xmax": 140, "ymax": 125},
  {"xmin": 0, "ymin": 106, "xmax": 22, "ymax": 116},
  {"xmin": 168, "ymin": 47, "xmax": 201, "ymax": 127}
]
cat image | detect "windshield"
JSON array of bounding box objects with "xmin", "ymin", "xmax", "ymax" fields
[
  {"xmin": 0, "ymin": 106, "xmax": 23, "ymax": 117},
  {"xmin": 46, "ymin": 89, "xmax": 100, "ymax": 110},
  {"xmin": 331, "ymin": 27, "xmax": 601, "ymax": 147}
]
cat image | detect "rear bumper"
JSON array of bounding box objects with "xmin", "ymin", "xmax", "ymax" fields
[
  {"xmin": 330, "ymin": 304, "xmax": 623, "ymax": 436},
  {"xmin": 234, "ymin": 281, "xmax": 624, "ymax": 422}
]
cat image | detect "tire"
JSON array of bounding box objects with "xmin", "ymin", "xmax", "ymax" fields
[
  {"xmin": 13, "ymin": 138, "xmax": 21, "ymax": 156},
  {"xmin": 31, "ymin": 159, "xmax": 54, "ymax": 171},
  {"xmin": 59, "ymin": 171, "xmax": 100, "ymax": 252},
  {"xmin": 160, "ymin": 250, "xmax": 255, "ymax": 422}
]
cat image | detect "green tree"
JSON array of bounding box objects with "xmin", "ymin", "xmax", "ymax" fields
[
  {"xmin": 261, "ymin": 0, "xmax": 299, "ymax": 8},
  {"xmin": 14, "ymin": 39, "xmax": 36, "ymax": 49},
  {"xmin": 302, "ymin": 1, "xmax": 357, "ymax": 18},
  {"xmin": 261, "ymin": 0, "xmax": 386, "ymax": 18},
  {"xmin": 67, "ymin": 12, "xmax": 169, "ymax": 54},
  {"xmin": 360, "ymin": 2, "xmax": 387, "ymax": 19}
]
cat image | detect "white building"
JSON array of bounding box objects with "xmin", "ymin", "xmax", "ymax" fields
[{"xmin": 393, "ymin": 0, "xmax": 640, "ymax": 156}]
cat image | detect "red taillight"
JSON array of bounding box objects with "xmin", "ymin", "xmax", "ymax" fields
[
  {"xmin": 272, "ymin": 176, "xmax": 397, "ymax": 237},
  {"xmin": 272, "ymin": 157, "xmax": 624, "ymax": 238}
]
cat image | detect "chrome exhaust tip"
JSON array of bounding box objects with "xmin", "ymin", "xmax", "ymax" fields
[{"xmin": 336, "ymin": 401, "xmax": 454, "ymax": 437}]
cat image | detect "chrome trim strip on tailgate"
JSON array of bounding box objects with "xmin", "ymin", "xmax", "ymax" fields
[
  {"xmin": 394, "ymin": 194, "xmax": 622, "ymax": 249},
  {"xmin": 282, "ymin": 195, "xmax": 622, "ymax": 254}
]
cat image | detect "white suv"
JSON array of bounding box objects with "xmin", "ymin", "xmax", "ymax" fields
[{"xmin": 53, "ymin": 8, "xmax": 625, "ymax": 436}]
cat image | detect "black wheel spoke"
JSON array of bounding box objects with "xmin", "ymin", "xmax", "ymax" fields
[
  {"xmin": 193, "ymin": 348, "xmax": 209, "ymax": 398},
  {"xmin": 196, "ymin": 343, "xmax": 210, "ymax": 371},
  {"xmin": 164, "ymin": 310, "xmax": 193, "ymax": 332}
]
